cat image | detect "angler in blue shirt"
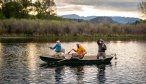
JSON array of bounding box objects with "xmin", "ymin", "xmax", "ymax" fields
[
  {"xmin": 50, "ymin": 41, "xmax": 62, "ymax": 53},
  {"xmin": 49, "ymin": 40, "xmax": 65, "ymax": 59}
]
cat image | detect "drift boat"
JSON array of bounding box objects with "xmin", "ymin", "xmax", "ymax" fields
[{"xmin": 40, "ymin": 55, "xmax": 113, "ymax": 66}]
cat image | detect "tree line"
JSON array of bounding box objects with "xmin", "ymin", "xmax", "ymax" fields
[{"xmin": 0, "ymin": 0, "xmax": 57, "ymax": 19}]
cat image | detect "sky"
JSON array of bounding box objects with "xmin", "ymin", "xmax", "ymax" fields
[{"xmin": 54, "ymin": 0, "xmax": 143, "ymax": 19}]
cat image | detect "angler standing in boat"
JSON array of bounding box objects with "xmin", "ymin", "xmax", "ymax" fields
[
  {"xmin": 97, "ymin": 39, "xmax": 107, "ymax": 59},
  {"xmin": 68, "ymin": 44, "xmax": 87, "ymax": 59},
  {"xmin": 49, "ymin": 40, "xmax": 65, "ymax": 59}
]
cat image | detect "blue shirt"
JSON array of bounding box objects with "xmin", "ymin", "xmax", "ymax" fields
[{"xmin": 51, "ymin": 43, "xmax": 62, "ymax": 53}]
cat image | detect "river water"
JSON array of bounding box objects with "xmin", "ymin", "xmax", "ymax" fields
[{"xmin": 0, "ymin": 40, "xmax": 146, "ymax": 84}]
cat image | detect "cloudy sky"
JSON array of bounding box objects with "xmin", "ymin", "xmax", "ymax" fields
[{"xmin": 54, "ymin": 0, "xmax": 143, "ymax": 18}]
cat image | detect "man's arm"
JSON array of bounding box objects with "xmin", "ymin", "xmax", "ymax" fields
[
  {"xmin": 67, "ymin": 49, "xmax": 76, "ymax": 54},
  {"xmin": 81, "ymin": 47, "xmax": 87, "ymax": 55},
  {"xmin": 50, "ymin": 44, "xmax": 57, "ymax": 49},
  {"xmin": 72, "ymin": 49, "xmax": 77, "ymax": 52}
]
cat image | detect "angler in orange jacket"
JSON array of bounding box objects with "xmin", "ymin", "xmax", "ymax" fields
[{"xmin": 68, "ymin": 44, "xmax": 87, "ymax": 59}]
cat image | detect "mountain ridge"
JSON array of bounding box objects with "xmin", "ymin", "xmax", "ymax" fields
[{"xmin": 61, "ymin": 14, "xmax": 141, "ymax": 23}]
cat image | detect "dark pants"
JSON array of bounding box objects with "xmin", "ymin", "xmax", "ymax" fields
[{"xmin": 97, "ymin": 52, "xmax": 106, "ymax": 59}]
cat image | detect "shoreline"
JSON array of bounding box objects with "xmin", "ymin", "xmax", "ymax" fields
[{"xmin": 0, "ymin": 34, "xmax": 146, "ymax": 42}]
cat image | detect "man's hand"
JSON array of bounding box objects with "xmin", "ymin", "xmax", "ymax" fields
[{"xmin": 82, "ymin": 52, "xmax": 87, "ymax": 56}]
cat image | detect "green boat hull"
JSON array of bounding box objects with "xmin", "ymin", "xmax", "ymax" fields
[{"xmin": 40, "ymin": 56, "xmax": 113, "ymax": 66}]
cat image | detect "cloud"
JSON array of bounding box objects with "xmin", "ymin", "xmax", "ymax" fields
[
  {"xmin": 93, "ymin": 2, "xmax": 138, "ymax": 12},
  {"xmin": 54, "ymin": 0, "xmax": 142, "ymax": 18},
  {"xmin": 54, "ymin": 0, "xmax": 140, "ymax": 12},
  {"xmin": 57, "ymin": 5, "xmax": 83, "ymax": 12}
]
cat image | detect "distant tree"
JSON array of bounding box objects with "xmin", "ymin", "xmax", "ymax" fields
[
  {"xmin": 35, "ymin": 0, "xmax": 57, "ymax": 18},
  {"xmin": 0, "ymin": 0, "xmax": 4, "ymax": 18},
  {"xmin": 0, "ymin": 0, "xmax": 2, "ymax": 5},
  {"xmin": 139, "ymin": 0, "xmax": 146, "ymax": 18},
  {"xmin": 0, "ymin": 0, "xmax": 57, "ymax": 19},
  {"xmin": 1, "ymin": 0, "xmax": 30, "ymax": 18},
  {"xmin": 0, "ymin": 0, "xmax": 3, "ymax": 9},
  {"xmin": 2, "ymin": 1, "xmax": 23, "ymax": 18},
  {"xmin": 19, "ymin": 0, "xmax": 32, "ymax": 18}
]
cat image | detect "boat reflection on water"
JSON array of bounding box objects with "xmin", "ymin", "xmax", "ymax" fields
[
  {"xmin": 53, "ymin": 64, "xmax": 109, "ymax": 84},
  {"xmin": 97, "ymin": 64, "xmax": 106, "ymax": 84},
  {"xmin": 54, "ymin": 66, "xmax": 65, "ymax": 84},
  {"xmin": 70, "ymin": 66, "xmax": 84, "ymax": 84}
]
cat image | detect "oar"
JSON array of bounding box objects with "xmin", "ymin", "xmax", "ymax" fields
[
  {"xmin": 67, "ymin": 49, "xmax": 73, "ymax": 54},
  {"xmin": 57, "ymin": 50, "xmax": 72, "ymax": 62}
]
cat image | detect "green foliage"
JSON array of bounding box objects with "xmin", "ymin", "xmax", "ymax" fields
[
  {"xmin": 0, "ymin": 9, "xmax": 5, "ymax": 19},
  {"xmin": 34, "ymin": 0, "xmax": 57, "ymax": 19},
  {"xmin": 0, "ymin": 0, "xmax": 57, "ymax": 19},
  {"xmin": 2, "ymin": 2, "xmax": 24, "ymax": 18},
  {"xmin": 139, "ymin": 0, "xmax": 146, "ymax": 19}
]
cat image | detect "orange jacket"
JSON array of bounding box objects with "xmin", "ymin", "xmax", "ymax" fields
[{"xmin": 75, "ymin": 45, "xmax": 87, "ymax": 55}]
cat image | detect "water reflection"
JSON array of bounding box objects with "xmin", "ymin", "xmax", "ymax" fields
[
  {"xmin": 26, "ymin": 43, "xmax": 37, "ymax": 70},
  {"xmin": 0, "ymin": 43, "xmax": 29, "ymax": 83},
  {"xmin": 58, "ymin": 65, "xmax": 109, "ymax": 84},
  {"xmin": 97, "ymin": 64, "xmax": 106, "ymax": 84},
  {"xmin": 0, "ymin": 40, "xmax": 146, "ymax": 83},
  {"xmin": 26, "ymin": 43, "xmax": 39, "ymax": 83},
  {"xmin": 55, "ymin": 66, "xmax": 65, "ymax": 84},
  {"xmin": 0, "ymin": 43, "xmax": 3, "ymax": 69},
  {"xmin": 0, "ymin": 43, "xmax": 4, "ymax": 81},
  {"xmin": 70, "ymin": 66, "xmax": 84, "ymax": 84}
]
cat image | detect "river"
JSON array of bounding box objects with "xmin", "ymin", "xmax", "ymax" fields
[{"xmin": 0, "ymin": 40, "xmax": 146, "ymax": 84}]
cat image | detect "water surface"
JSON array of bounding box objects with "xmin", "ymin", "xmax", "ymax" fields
[{"xmin": 0, "ymin": 40, "xmax": 146, "ymax": 84}]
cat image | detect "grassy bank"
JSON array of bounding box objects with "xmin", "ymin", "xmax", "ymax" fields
[
  {"xmin": 0, "ymin": 34, "xmax": 146, "ymax": 42},
  {"xmin": 0, "ymin": 19, "xmax": 146, "ymax": 42}
]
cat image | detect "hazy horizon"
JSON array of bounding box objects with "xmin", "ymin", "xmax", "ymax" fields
[
  {"xmin": 54, "ymin": 0, "xmax": 143, "ymax": 19},
  {"xmin": 60, "ymin": 14, "xmax": 142, "ymax": 19}
]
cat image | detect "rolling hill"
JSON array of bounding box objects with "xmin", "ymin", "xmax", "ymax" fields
[{"xmin": 61, "ymin": 14, "xmax": 141, "ymax": 23}]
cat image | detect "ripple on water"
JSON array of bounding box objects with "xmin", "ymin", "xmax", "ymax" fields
[{"xmin": 0, "ymin": 41, "xmax": 146, "ymax": 84}]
